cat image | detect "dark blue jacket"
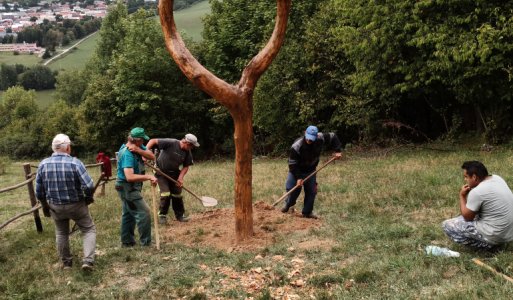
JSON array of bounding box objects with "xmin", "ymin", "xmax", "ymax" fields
[{"xmin": 288, "ymin": 132, "xmax": 342, "ymax": 179}]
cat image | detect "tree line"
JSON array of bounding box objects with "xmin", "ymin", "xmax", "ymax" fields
[
  {"xmin": 1, "ymin": 0, "xmax": 513, "ymax": 159},
  {"xmin": 2, "ymin": 17, "xmax": 102, "ymax": 52}
]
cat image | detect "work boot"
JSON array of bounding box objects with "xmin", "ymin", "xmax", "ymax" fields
[
  {"xmin": 176, "ymin": 215, "xmax": 189, "ymax": 222},
  {"xmin": 302, "ymin": 213, "xmax": 319, "ymax": 219},
  {"xmin": 281, "ymin": 204, "xmax": 290, "ymax": 213},
  {"xmin": 158, "ymin": 215, "xmax": 167, "ymax": 225}
]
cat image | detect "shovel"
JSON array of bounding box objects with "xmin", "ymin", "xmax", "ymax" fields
[
  {"xmin": 145, "ymin": 162, "xmax": 218, "ymax": 207},
  {"xmin": 272, "ymin": 156, "xmax": 338, "ymax": 207}
]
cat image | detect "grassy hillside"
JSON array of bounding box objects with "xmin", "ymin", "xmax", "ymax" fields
[
  {"xmin": 46, "ymin": 33, "xmax": 100, "ymax": 72},
  {"xmin": 3, "ymin": 148, "xmax": 513, "ymax": 298},
  {"xmin": 173, "ymin": 0, "xmax": 211, "ymax": 41}
]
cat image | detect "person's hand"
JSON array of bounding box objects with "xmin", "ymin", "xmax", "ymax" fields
[
  {"xmin": 41, "ymin": 202, "xmax": 51, "ymax": 217},
  {"xmin": 460, "ymin": 184, "xmax": 471, "ymax": 197},
  {"xmin": 85, "ymin": 197, "xmax": 94, "ymax": 205},
  {"xmin": 127, "ymin": 143, "xmax": 139, "ymax": 153},
  {"xmin": 177, "ymin": 178, "xmax": 184, "ymax": 188},
  {"xmin": 148, "ymin": 175, "xmax": 158, "ymax": 185},
  {"xmin": 296, "ymin": 179, "xmax": 304, "ymax": 186},
  {"xmin": 333, "ymin": 152, "xmax": 342, "ymax": 160}
]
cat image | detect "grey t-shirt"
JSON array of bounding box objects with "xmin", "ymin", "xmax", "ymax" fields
[
  {"xmin": 467, "ymin": 175, "xmax": 513, "ymax": 244},
  {"xmin": 156, "ymin": 138, "xmax": 193, "ymax": 174}
]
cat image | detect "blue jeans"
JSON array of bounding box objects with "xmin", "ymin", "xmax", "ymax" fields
[
  {"xmin": 116, "ymin": 181, "xmax": 151, "ymax": 246},
  {"xmin": 284, "ymin": 172, "xmax": 317, "ymax": 215}
]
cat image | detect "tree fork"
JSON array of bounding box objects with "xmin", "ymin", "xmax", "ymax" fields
[{"xmin": 159, "ymin": 0, "xmax": 291, "ymax": 241}]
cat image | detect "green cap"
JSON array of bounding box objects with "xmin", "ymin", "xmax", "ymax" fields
[{"xmin": 130, "ymin": 127, "xmax": 150, "ymax": 140}]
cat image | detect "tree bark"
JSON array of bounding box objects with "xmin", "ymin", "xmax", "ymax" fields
[{"xmin": 159, "ymin": 0, "xmax": 291, "ymax": 241}]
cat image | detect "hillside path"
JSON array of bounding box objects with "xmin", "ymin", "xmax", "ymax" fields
[{"xmin": 43, "ymin": 32, "xmax": 97, "ymax": 66}]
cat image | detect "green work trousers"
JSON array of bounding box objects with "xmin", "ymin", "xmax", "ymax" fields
[{"xmin": 116, "ymin": 181, "xmax": 151, "ymax": 246}]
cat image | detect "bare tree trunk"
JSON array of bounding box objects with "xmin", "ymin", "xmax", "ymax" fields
[{"xmin": 159, "ymin": 0, "xmax": 291, "ymax": 241}]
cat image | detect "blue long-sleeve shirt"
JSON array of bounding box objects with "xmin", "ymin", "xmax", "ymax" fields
[{"xmin": 35, "ymin": 152, "xmax": 94, "ymax": 205}]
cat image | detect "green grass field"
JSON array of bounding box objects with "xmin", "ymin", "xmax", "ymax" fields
[
  {"xmin": 174, "ymin": 0, "xmax": 211, "ymax": 41},
  {"xmin": 3, "ymin": 148, "xmax": 513, "ymax": 298},
  {"xmin": 46, "ymin": 33, "xmax": 100, "ymax": 72},
  {"xmin": 0, "ymin": 52, "xmax": 41, "ymax": 66}
]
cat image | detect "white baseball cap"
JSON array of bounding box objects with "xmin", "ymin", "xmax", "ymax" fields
[
  {"xmin": 52, "ymin": 133, "xmax": 72, "ymax": 146},
  {"xmin": 184, "ymin": 133, "xmax": 200, "ymax": 147}
]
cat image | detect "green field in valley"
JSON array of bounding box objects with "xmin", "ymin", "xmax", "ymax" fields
[
  {"xmin": 0, "ymin": 52, "xmax": 41, "ymax": 66},
  {"xmin": 46, "ymin": 33, "xmax": 100, "ymax": 72},
  {"xmin": 173, "ymin": 0, "xmax": 211, "ymax": 41}
]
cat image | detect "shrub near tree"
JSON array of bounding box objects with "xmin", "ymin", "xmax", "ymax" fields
[
  {"xmin": 79, "ymin": 7, "xmax": 214, "ymax": 154},
  {"xmin": 18, "ymin": 65, "xmax": 57, "ymax": 90}
]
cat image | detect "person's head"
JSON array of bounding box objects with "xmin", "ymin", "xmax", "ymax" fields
[
  {"xmin": 51, "ymin": 133, "xmax": 72, "ymax": 153},
  {"xmin": 304, "ymin": 125, "xmax": 318, "ymax": 144},
  {"xmin": 180, "ymin": 133, "xmax": 200, "ymax": 151},
  {"xmin": 461, "ymin": 161, "xmax": 489, "ymax": 187},
  {"xmin": 128, "ymin": 127, "xmax": 150, "ymax": 146}
]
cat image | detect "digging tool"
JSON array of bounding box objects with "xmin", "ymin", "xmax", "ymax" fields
[
  {"xmin": 272, "ymin": 156, "xmax": 338, "ymax": 207},
  {"xmin": 151, "ymin": 184, "xmax": 161, "ymax": 250},
  {"xmin": 472, "ymin": 258, "xmax": 513, "ymax": 284},
  {"xmin": 144, "ymin": 162, "xmax": 218, "ymax": 207}
]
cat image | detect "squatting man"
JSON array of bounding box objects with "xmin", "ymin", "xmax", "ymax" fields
[{"xmin": 443, "ymin": 161, "xmax": 513, "ymax": 251}]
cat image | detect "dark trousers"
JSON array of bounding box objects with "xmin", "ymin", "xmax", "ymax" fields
[{"xmin": 284, "ymin": 171, "xmax": 318, "ymax": 215}]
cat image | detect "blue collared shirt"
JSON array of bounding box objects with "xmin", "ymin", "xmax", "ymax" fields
[{"xmin": 35, "ymin": 152, "xmax": 94, "ymax": 205}]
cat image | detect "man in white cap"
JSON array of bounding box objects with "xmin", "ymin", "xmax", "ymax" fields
[
  {"xmin": 35, "ymin": 133, "xmax": 96, "ymax": 271},
  {"xmin": 146, "ymin": 133, "xmax": 200, "ymax": 223},
  {"xmin": 281, "ymin": 126, "xmax": 342, "ymax": 218}
]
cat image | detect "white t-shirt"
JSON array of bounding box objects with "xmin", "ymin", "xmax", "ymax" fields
[{"xmin": 467, "ymin": 175, "xmax": 513, "ymax": 244}]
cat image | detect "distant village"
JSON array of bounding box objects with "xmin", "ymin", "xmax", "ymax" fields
[{"xmin": 0, "ymin": 1, "xmax": 108, "ymax": 54}]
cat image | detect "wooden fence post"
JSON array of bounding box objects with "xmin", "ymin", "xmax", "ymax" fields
[{"xmin": 23, "ymin": 163, "xmax": 42, "ymax": 232}]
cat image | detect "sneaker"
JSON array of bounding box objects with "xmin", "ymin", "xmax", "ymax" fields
[
  {"xmin": 63, "ymin": 260, "xmax": 72, "ymax": 270},
  {"xmin": 281, "ymin": 205, "xmax": 290, "ymax": 213},
  {"xmin": 81, "ymin": 261, "xmax": 94, "ymax": 271},
  {"xmin": 177, "ymin": 215, "xmax": 189, "ymax": 222},
  {"xmin": 302, "ymin": 213, "xmax": 319, "ymax": 219},
  {"xmin": 158, "ymin": 215, "xmax": 167, "ymax": 224}
]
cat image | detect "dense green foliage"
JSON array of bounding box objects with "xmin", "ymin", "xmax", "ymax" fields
[
  {"xmin": 202, "ymin": 0, "xmax": 513, "ymax": 150},
  {"xmin": 78, "ymin": 5, "xmax": 216, "ymax": 156},
  {"xmin": 3, "ymin": 0, "xmax": 513, "ymax": 158},
  {"xmin": 0, "ymin": 64, "xmax": 56, "ymax": 91},
  {"xmin": 10, "ymin": 17, "xmax": 102, "ymax": 50}
]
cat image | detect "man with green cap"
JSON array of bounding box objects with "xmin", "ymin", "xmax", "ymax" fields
[{"xmin": 115, "ymin": 127, "xmax": 157, "ymax": 247}]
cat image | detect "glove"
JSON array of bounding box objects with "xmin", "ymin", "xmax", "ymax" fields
[
  {"xmin": 85, "ymin": 197, "xmax": 95, "ymax": 205},
  {"xmin": 40, "ymin": 201, "xmax": 51, "ymax": 218}
]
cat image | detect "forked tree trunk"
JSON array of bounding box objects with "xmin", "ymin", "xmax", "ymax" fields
[{"xmin": 159, "ymin": 0, "xmax": 291, "ymax": 241}]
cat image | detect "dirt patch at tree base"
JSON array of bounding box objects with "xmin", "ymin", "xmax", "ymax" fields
[{"xmin": 160, "ymin": 201, "xmax": 322, "ymax": 252}]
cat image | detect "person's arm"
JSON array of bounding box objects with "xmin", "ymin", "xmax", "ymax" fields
[
  {"xmin": 324, "ymin": 132, "xmax": 343, "ymax": 159},
  {"xmin": 177, "ymin": 166, "xmax": 189, "ymax": 187},
  {"xmin": 459, "ymin": 184, "xmax": 477, "ymax": 221},
  {"xmin": 35, "ymin": 167, "xmax": 51, "ymax": 217},
  {"xmin": 288, "ymin": 149, "xmax": 304, "ymax": 186},
  {"xmin": 146, "ymin": 138, "xmax": 159, "ymax": 151},
  {"xmin": 127, "ymin": 143, "xmax": 155, "ymax": 160},
  {"xmin": 124, "ymin": 168, "xmax": 157, "ymax": 184},
  {"xmin": 76, "ymin": 161, "xmax": 94, "ymax": 197}
]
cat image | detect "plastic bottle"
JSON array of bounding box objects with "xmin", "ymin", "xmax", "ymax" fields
[{"xmin": 425, "ymin": 245, "xmax": 460, "ymax": 257}]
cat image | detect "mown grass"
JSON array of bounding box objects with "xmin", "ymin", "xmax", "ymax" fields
[
  {"xmin": 46, "ymin": 33, "xmax": 100, "ymax": 72},
  {"xmin": 0, "ymin": 52, "xmax": 41, "ymax": 66},
  {"xmin": 174, "ymin": 0, "xmax": 211, "ymax": 41},
  {"xmin": 3, "ymin": 147, "xmax": 513, "ymax": 298}
]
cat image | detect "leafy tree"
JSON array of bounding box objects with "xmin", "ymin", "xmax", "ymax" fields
[
  {"xmin": 19, "ymin": 66, "xmax": 57, "ymax": 90},
  {"xmin": 55, "ymin": 70, "xmax": 88, "ymax": 106},
  {"xmin": 80, "ymin": 8, "xmax": 214, "ymax": 154},
  {"xmin": 0, "ymin": 64, "xmax": 18, "ymax": 90},
  {"xmin": 43, "ymin": 29, "xmax": 63, "ymax": 51}
]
